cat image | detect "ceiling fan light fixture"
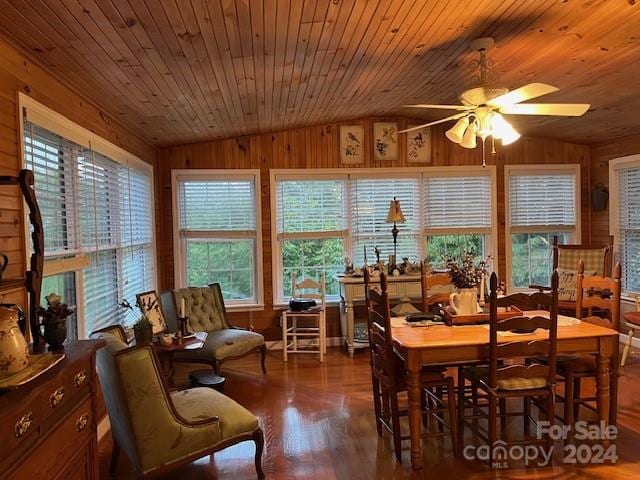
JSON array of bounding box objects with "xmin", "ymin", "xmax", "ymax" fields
[
  {"xmin": 445, "ymin": 116, "xmax": 469, "ymax": 143},
  {"xmin": 460, "ymin": 122, "xmax": 477, "ymax": 149}
]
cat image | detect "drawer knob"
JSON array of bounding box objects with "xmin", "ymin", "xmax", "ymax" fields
[
  {"xmin": 74, "ymin": 370, "xmax": 87, "ymax": 387},
  {"xmin": 76, "ymin": 414, "xmax": 89, "ymax": 432},
  {"xmin": 49, "ymin": 387, "xmax": 65, "ymax": 407},
  {"xmin": 15, "ymin": 412, "xmax": 33, "ymax": 438}
]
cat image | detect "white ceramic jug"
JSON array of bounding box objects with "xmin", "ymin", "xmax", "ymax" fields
[
  {"xmin": 449, "ymin": 288, "xmax": 480, "ymax": 316},
  {"xmin": 0, "ymin": 304, "xmax": 29, "ymax": 378}
]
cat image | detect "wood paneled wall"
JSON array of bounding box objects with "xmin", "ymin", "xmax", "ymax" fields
[
  {"xmin": 589, "ymin": 133, "xmax": 640, "ymax": 246},
  {"xmin": 0, "ymin": 37, "xmax": 156, "ymax": 310},
  {"xmin": 157, "ymin": 118, "xmax": 591, "ymax": 340}
]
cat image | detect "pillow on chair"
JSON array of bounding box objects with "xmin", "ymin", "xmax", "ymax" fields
[{"xmin": 557, "ymin": 268, "xmax": 597, "ymax": 302}]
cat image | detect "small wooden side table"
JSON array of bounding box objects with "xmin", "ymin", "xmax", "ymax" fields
[{"xmin": 154, "ymin": 332, "xmax": 208, "ymax": 386}]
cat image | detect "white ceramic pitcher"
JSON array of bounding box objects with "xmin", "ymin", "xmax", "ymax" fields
[
  {"xmin": 449, "ymin": 288, "xmax": 480, "ymax": 316},
  {"xmin": 0, "ymin": 304, "xmax": 29, "ymax": 378}
]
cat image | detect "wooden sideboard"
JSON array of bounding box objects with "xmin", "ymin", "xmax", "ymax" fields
[
  {"xmin": 338, "ymin": 274, "xmax": 424, "ymax": 356},
  {"xmin": 0, "ymin": 340, "xmax": 104, "ymax": 480}
]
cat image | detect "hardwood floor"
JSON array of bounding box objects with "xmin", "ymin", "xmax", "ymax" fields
[{"xmin": 99, "ymin": 346, "xmax": 640, "ymax": 479}]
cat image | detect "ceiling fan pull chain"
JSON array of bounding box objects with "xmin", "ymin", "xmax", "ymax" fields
[
  {"xmin": 482, "ymin": 137, "xmax": 486, "ymax": 168},
  {"xmin": 491, "ymin": 136, "xmax": 496, "ymax": 155}
]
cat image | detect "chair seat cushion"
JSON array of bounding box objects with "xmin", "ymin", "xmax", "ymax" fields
[
  {"xmin": 624, "ymin": 311, "xmax": 640, "ymax": 326},
  {"xmin": 175, "ymin": 329, "xmax": 265, "ymax": 362},
  {"xmin": 557, "ymin": 353, "xmax": 597, "ymax": 373},
  {"xmin": 463, "ymin": 366, "xmax": 547, "ymax": 391},
  {"xmin": 171, "ymin": 387, "xmax": 258, "ymax": 440}
]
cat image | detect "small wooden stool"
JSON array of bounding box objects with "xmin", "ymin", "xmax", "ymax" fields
[{"xmin": 189, "ymin": 369, "xmax": 226, "ymax": 392}]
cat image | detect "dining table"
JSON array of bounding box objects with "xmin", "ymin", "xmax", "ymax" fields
[{"xmin": 391, "ymin": 311, "xmax": 620, "ymax": 470}]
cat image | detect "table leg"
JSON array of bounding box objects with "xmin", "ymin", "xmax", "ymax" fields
[
  {"xmin": 407, "ymin": 353, "xmax": 423, "ymax": 470},
  {"xmin": 596, "ymin": 338, "xmax": 613, "ymax": 444},
  {"xmin": 346, "ymin": 301, "xmax": 355, "ymax": 357}
]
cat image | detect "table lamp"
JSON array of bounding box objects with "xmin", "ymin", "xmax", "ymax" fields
[{"xmin": 385, "ymin": 196, "xmax": 405, "ymax": 265}]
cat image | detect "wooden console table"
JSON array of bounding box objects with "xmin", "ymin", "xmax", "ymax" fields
[
  {"xmin": 338, "ymin": 274, "xmax": 424, "ymax": 356},
  {"xmin": 0, "ymin": 340, "xmax": 104, "ymax": 480}
]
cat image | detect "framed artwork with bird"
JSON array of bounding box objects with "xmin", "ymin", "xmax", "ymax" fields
[
  {"xmin": 373, "ymin": 122, "xmax": 398, "ymax": 161},
  {"xmin": 406, "ymin": 125, "xmax": 431, "ymax": 163},
  {"xmin": 339, "ymin": 125, "xmax": 364, "ymax": 164}
]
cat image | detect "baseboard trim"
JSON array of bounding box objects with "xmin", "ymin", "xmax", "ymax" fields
[{"xmin": 266, "ymin": 336, "xmax": 344, "ymax": 351}]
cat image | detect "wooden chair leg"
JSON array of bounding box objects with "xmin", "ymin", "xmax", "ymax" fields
[
  {"xmin": 446, "ymin": 377, "xmax": 459, "ymax": 457},
  {"xmin": 389, "ymin": 389, "xmax": 403, "ymax": 462},
  {"xmin": 499, "ymin": 398, "xmax": 507, "ymax": 432},
  {"xmin": 109, "ymin": 439, "xmax": 121, "ymax": 476},
  {"xmin": 573, "ymin": 377, "xmax": 581, "ymax": 420},
  {"xmin": 457, "ymin": 374, "xmax": 466, "ymax": 455},
  {"xmin": 371, "ymin": 375, "xmax": 383, "ymax": 437},
  {"xmin": 488, "ymin": 395, "xmax": 498, "ymax": 467},
  {"xmin": 622, "ymin": 327, "xmax": 634, "ymax": 366},
  {"xmin": 545, "ymin": 393, "xmax": 555, "ymax": 452},
  {"xmin": 253, "ymin": 428, "xmax": 265, "ymax": 479},
  {"xmin": 523, "ymin": 397, "xmax": 531, "ymax": 437},
  {"xmin": 282, "ymin": 312, "xmax": 288, "ymax": 362},
  {"xmin": 437, "ymin": 386, "xmax": 445, "ymax": 433},
  {"xmin": 564, "ymin": 373, "xmax": 575, "ymax": 435},
  {"xmin": 260, "ymin": 344, "xmax": 267, "ymax": 374}
]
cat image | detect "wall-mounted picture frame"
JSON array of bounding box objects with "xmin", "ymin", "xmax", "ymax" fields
[
  {"xmin": 339, "ymin": 125, "xmax": 365, "ymax": 164},
  {"xmin": 136, "ymin": 290, "xmax": 168, "ymax": 335},
  {"xmin": 406, "ymin": 125, "xmax": 432, "ymax": 163},
  {"xmin": 373, "ymin": 122, "xmax": 398, "ymax": 161}
]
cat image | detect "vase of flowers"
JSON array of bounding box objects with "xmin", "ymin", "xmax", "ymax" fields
[
  {"xmin": 445, "ymin": 252, "xmax": 491, "ymax": 315},
  {"xmin": 38, "ymin": 293, "xmax": 74, "ymax": 350}
]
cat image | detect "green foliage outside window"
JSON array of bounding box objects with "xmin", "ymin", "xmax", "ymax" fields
[
  {"xmin": 282, "ymin": 238, "xmax": 344, "ymax": 298},
  {"xmin": 511, "ymin": 232, "xmax": 568, "ymax": 288},
  {"xmin": 426, "ymin": 234, "xmax": 485, "ymax": 270}
]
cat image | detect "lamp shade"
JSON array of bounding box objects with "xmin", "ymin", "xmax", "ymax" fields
[
  {"xmin": 386, "ymin": 197, "xmax": 406, "ymax": 223},
  {"xmin": 460, "ymin": 122, "xmax": 477, "ymax": 149},
  {"xmin": 445, "ymin": 116, "xmax": 469, "ymax": 143}
]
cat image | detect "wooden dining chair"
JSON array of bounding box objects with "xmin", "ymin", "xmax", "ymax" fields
[
  {"xmin": 458, "ymin": 271, "xmax": 559, "ymax": 466},
  {"xmin": 420, "ymin": 262, "xmax": 453, "ymax": 312},
  {"xmin": 556, "ymin": 259, "xmax": 621, "ymax": 429},
  {"xmin": 364, "ymin": 268, "xmax": 458, "ymax": 462}
]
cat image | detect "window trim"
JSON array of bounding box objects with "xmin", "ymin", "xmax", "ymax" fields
[
  {"xmin": 609, "ymin": 154, "xmax": 640, "ymax": 296},
  {"xmin": 504, "ymin": 164, "xmax": 581, "ymax": 292},
  {"xmin": 270, "ymin": 166, "xmax": 498, "ymax": 305},
  {"xmin": 18, "ymin": 93, "xmax": 157, "ymax": 338},
  {"xmin": 171, "ymin": 169, "xmax": 264, "ymax": 311}
]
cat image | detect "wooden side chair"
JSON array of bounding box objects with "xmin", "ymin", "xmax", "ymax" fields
[
  {"xmin": 458, "ymin": 271, "xmax": 559, "ymax": 465},
  {"xmin": 282, "ymin": 273, "xmax": 327, "ymax": 362},
  {"xmin": 420, "ymin": 262, "xmax": 453, "ymax": 312},
  {"xmin": 622, "ymin": 294, "xmax": 640, "ymax": 366},
  {"xmin": 556, "ymin": 259, "xmax": 621, "ymax": 428},
  {"xmin": 364, "ymin": 268, "xmax": 458, "ymax": 462}
]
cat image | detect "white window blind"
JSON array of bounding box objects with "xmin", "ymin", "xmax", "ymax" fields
[
  {"xmin": 509, "ymin": 174, "xmax": 576, "ymax": 230},
  {"xmin": 617, "ymin": 166, "xmax": 640, "ymax": 292},
  {"xmin": 424, "ymin": 175, "xmax": 492, "ymax": 233},
  {"xmin": 351, "ymin": 177, "xmax": 421, "ymax": 264},
  {"xmin": 175, "ymin": 174, "xmax": 260, "ymax": 304},
  {"xmin": 24, "ymin": 119, "xmax": 155, "ymax": 335}
]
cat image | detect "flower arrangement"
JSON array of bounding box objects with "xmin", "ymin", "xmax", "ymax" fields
[
  {"xmin": 444, "ymin": 252, "xmax": 492, "ymax": 289},
  {"xmin": 119, "ymin": 299, "xmax": 153, "ymax": 344}
]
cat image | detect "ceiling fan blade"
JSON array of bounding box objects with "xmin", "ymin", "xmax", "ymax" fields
[
  {"xmin": 499, "ymin": 103, "xmax": 590, "ymax": 116},
  {"xmin": 488, "ymin": 83, "xmax": 559, "ymax": 107},
  {"xmin": 403, "ymin": 104, "xmax": 472, "ymax": 110},
  {"xmin": 398, "ymin": 113, "xmax": 468, "ymax": 134}
]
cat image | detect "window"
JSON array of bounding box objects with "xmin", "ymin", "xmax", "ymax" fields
[
  {"xmin": 173, "ymin": 170, "xmax": 263, "ymax": 308},
  {"xmin": 505, "ymin": 165, "xmax": 580, "ymax": 290},
  {"xmin": 610, "ymin": 155, "xmax": 640, "ymax": 294},
  {"xmin": 271, "ymin": 167, "xmax": 497, "ymax": 304},
  {"xmin": 350, "ymin": 176, "xmax": 421, "ymax": 265},
  {"xmin": 21, "ymin": 95, "xmax": 156, "ymax": 337},
  {"xmin": 424, "ymin": 174, "xmax": 493, "ymax": 269},
  {"xmin": 274, "ymin": 177, "xmax": 346, "ymax": 299}
]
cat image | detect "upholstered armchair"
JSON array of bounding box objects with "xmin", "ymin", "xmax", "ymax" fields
[
  {"xmin": 91, "ymin": 329, "xmax": 265, "ymax": 479},
  {"xmin": 169, "ymin": 283, "xmax": 267, "ymax": 375}
]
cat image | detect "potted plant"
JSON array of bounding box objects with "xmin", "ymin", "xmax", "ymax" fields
[
  {"xmin": 133, "ymin": 315, "xmax": 154, "ymax": 345},
  {"xmin": 38, "ymin": 293, "xmax": 74, "ymax": 350}
]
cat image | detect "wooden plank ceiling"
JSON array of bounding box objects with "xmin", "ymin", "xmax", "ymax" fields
[{"xmin": 0, "ymin": 0, "xmax": 638, "ymax": 147}]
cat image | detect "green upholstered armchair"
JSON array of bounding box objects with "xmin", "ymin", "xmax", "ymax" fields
[
  {"xmin": 169, "ymin": 283, "xmax": 267, "ymax": 375},
  {"xmin": 91, "ymin": 330, "xmax": 265, "ymax": 479}
]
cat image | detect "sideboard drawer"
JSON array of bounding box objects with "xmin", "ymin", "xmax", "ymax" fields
[
  {"xmin": 10, "ymin": 397, "xmax": 94, "ymax": 480},
  {"xmin": 0, "ymin": 391, "xmax": 43, "ymax": 453}
]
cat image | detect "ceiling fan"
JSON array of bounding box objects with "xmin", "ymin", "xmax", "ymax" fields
[{"xmin": 399, "ymin": 37, "xmax": 590, "ymax": 165}]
